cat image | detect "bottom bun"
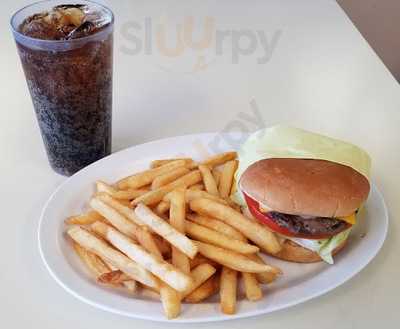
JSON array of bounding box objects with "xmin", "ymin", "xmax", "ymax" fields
[{"xmin": 269, "ymin": 239, "xmax": 347, "ymax": 263}]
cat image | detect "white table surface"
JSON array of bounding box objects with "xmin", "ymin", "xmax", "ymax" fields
[{"xmin": 1, "ymin": 0, "xmax": 399, "ymax": 328}]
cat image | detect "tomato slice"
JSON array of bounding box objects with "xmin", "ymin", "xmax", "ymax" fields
[{"xmin": 244, "ymin": 194, "xmax": 350, "ymax": 240}]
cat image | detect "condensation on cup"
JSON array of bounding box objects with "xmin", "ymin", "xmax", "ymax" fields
[{"xmin": 11, "ymin": 1, "xmax": 114, "ymax": 176}]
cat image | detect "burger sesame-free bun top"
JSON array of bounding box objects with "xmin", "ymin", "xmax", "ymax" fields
[{"xmin": 239, "ymin": 158, "xmax": 370, "ymax": 218}]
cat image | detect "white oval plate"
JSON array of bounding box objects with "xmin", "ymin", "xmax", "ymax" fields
[{"xmin": 38, "ymin": 133, "xmax": 388, "ymax": 323}]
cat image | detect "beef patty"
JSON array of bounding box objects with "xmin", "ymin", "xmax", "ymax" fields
[{"xmin": 267, "ymin": 211, "xmax": 350, "ymax": 237}]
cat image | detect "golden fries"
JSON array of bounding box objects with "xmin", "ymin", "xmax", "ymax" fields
[
  {"xmin": 122, "ymin": 280, "xmax": 138, "ymax": 293},
  {"xmin": 202, "ymin": 152, "xmax": 237, "ymax": 168},
  {"xmin": 185, "ymin": 221, "xmax": 259, "ymax": 254},
  {"xmin": 163, "ymin": 189, "xmax": 230, "ymax": 207},
  {"xmin": 96, "ymin": 181, "xmax": 148, "ymax": 200},
  {"xmin": 212, "ymin": 168, "xmax": 222, "ymax": 187},
  {"xmin": 90, "ymin": 197, "xmax": 162, "ymax": 259},
  {"xmin": 242, "ymin": 272, "xmax": 263, "ymax": 301},
  {"xmin": 169, "ymin": 189, "xmax": 191, "ymax": 274},
  {"xmin": 117, "ymin": 159, "xmax": 187, "ymax": 189},
  {"xmin": 153, "ymin": 235, "xmax": 172, "ymax": 257},
  {"xmin": 151, "ymin": 158, "xmax": 196, "ymax": 169},
  {"xmin": 182, "ymin": 263, "xmax": 216, "ymax": 298},
  {"xmin": 74, "ymin": 242, "xmax": 138, "ymax": 293},
  {"xmin": 151, "ymin": 167, "xmax": 190, "ymax": 190},
  {"xmin": 184, "ymin": 189, "xmax": 229, "ymax": 205},
  {"xmin": 64, "ymin": 151, "xmax": 283, "ymax": 319},
  {"xmin": 134, "ymin": 204, "xmax": 198, "ymax": 259},
  {"xmin": 190, "ymin": 198, "xmax": 282, "ymax": 254},
  {"xmin": 98, "ymin": 270, "xmax": 131, "ymax": 284},
  {"xmin": 159, "ymin": 188, "xmax": 231, "ymax": 216},
  {"xmin": 68, "ymin": 226, "xmax": 159, "ymax": 289},
  {"xmin": 160, "ymin": 283, "xmax": 181, "ymax": 319},
  {"xmin": 66, "ymin": 211, "xmax": 104, "ymax": 225},
  {"xmin": 190, "ymin": 254, "xmax": 219, "ymax": 269},
  {"xmin": 218, "ymin": 160, "xmax": 238, "ymax": 198},
  {"xmin": 185, "ymin": 275, "xmax": 219, "ymax": 303},
  {"xmin": 92, "ymin": 222, "xmax": 192, "ymax": 292},
  {"xmin": 72, "ymin": 241, "xmax": 110, "ymax": 277},
  {"xmin": 188, "ymin": 183, "xmax": 204, "ymax": 191},
  {"xmin": 220, "ymin": 267, "xmax": 237, "ymax": 315},
  {"xmin": 155, "ymin": 201, "xmax": 170, "ymax": 215},
  {"xmin": 193, "ymin": 240, "xmax": 281, "ymax": 274},
  {"xmin": 247, "ymin": 253, "xmax": 278, "ymax": 284},
  {"xmin": 186, "ymin": 214, "xmax": 246, "ymax": 242},
  {"xmin": 95, "ymin": 193, "xmax": 144, "ymax": 227},
  {"xmin": 198, "ymin": 164, "xmax": 220, "ymax": 196},
  {"xmin": 131, "ymin": 170, "xmax": 202, "ymax": 206}
]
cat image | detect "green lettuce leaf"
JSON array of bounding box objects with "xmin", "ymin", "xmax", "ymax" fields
[{"xmin": 284, "ymin": 228, "xmax": 352, "ymax": 264}]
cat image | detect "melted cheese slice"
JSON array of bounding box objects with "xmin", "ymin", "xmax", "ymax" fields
[{"xmin": 338, "ymin": 213, "xmax": 356, "ymax": 225}]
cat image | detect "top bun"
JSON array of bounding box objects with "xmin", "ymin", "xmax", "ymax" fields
[{"xmin": 239, "ymin": 158, "xmax": 370, "ymax": 217}]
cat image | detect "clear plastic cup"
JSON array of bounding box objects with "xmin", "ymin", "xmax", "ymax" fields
[{"xmin": 11, "ymin": 1, "xmax": 114, "ymax": 176}]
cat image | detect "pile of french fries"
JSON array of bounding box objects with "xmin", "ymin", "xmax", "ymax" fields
[{"xmin": 65, "ymin": 152, "xmax": 282, "ymax": 319}]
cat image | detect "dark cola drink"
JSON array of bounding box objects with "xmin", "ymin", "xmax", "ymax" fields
[{"xmin": 11, "ymin": 1, "xmax": 114, "ymax": 176}]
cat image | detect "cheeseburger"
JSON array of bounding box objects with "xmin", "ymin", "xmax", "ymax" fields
[{"xmin": 234, "ymin": 126, "xmax": 371, "ymax": 264}]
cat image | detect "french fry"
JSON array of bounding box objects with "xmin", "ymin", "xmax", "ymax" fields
[
  {"xmin": 188, "ymin": 183, "xmax": 204, "ymax": 191},
  {"xmin": 67, "ymin": 226, "xmax": 159, "ymax": 289},
  {"xmin": 198, "ymin": 164, "xmax": 219, "ymax": 196},
  {"xmin": 220, "ymin": 267, "xmax": 237, "ymax": 315},
  {"xmin": 90, "ymin": 197, "xmax": 140, "ymax": 237},
  {"xmin": 160, "ymin": 188, "xmax": 186, "ymax": 319},
  {"xmin": 160, "ymin": 283, "xmax": 181, "ymax": 319},
  {"xmin": 151, "ymin": 167, "xmax": 190, "ymax": 190},
  {"xmin": 218, "ymin": 160, "xmax": 238, "ymax": 198},
  {"xmin": 182, "ymin": 263, "xmax": 216, "ymax": 297},
  {"xmin": 116, "ymin": 199, "xmax": 133, "ymax": 207},
  {"xmin": 193, "ymin": 240, "xmax": 281, "ymax": 274},
  {"xmin": 155, "ymin": 201, "xmax": 170, "ymax": 215},
  {"xmin": 151, "ymin": 158, "xmax": 196, "ymax": 169},
  {"xmin": 242, "ymin": 272, "xmax": 263, "ymax": 301},
  {"xmin": 141, "ymin": 285, "xmax": 161, "ymax": 299},
  {"xmin": 134, "ymin": 204, "xmax": 198, "ymax": 259},
  {"xmin": 90, "ymin": 197, "xmax": 162, "ymax": 259},
  {"xmin": 212, "ymin": 168, "xmax": 222, "ymax": 187},
  {"xmin": 190, "ymin": 254, "xmax": 219, "ymax": 269},
  {"xmin": 164, "ymin": 189, "xmax": 229, "ymax": 206},
  {"xmin": 185, "ymin": 221, "xmax": 259, "ymax": 254},
  {"xmin": 156, "ymin": 201, "xmax": 170, "ymax": 214},
  {"xmin": 99, "ymin": 257, "xmax": 138, "ymax": 292},
  {"xmin": 117, "ymin": 160, "xmax": 187, "ymax": 189},
  {"xmin": 153, "ymin": 235, "xmax": 172, "ymax": 257},
  {"xmin": 131, "ymin": 170, "xmax": 202, "ymax": 206},
  {"xmin": 201, "ymin": 152, "xmax": 237, "ymax": 168},
  {"xmin": 96, "ymin": 181, "xmax": 148, "ymax": 200},
  {"xmin": 122, "ymin": 280, "xmax": 138, "ymax": 293},
  {"xmin": 247, "ymin": 253, "xmax": 278, "ymax": 284},
  {"xmin": 92, "ymin": 222, "xmax": 193, "ymax": 292},
  {"xmin": 185, "ymin": 274, "xmax": 219, "ymax": 303},
  {"xmin": 190, "ymin": 198, "xmax": 282, "ymax": 254},
  {"xmin": 159, "ymin": 188, "xmax": 231, "ymax": 216},
  {"xmin": 186, "ymin": 214, "xmax": 246, "ymax": 242},
  {"xmin": 185, "ymin": 189, "xmax": 229, "ymax": 205},
  {"xmin": 98, "ymin": 270, "xmax": 132, "ymax": 284},
  {"xmin": 169, "ymin": 189, "xmax": 191, "ymax": 274},
  {"xmin": 72, "ymin": 241, "xmax": 110, "ymax": 277},
  {"xmin": 96, "ymin": 193, "xmax": 145, "ymax": 227},
  {"xmin": 66, "ymin": 211, "xmax": 104, "ymax": 225}
]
